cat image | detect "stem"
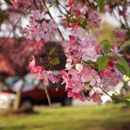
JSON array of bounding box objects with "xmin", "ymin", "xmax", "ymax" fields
[
  {"xmin": 44, "ymin": 85, "xmax": 52, "ymax": 106},
  {"xmin": 33, "ymin": 0, "xmax": 39, "ymax": 9},
  {"xmin": 55, "ymin": 0, "xmax": 69, "ymax": 14},
  {"xmin": 0, "ymin": 5, "xmax": 32, "ymax": 50},
  {"xmin": 39, "ymin": 0, "xmax": 65, "ymax": 41},
  {"xmin": 99, "ymin": 87, "xmax": 113, "ymax": 100},
  {"xmin": 117, "ymin": 4, "xmax": 130, "ymax": 29},
  {"xmin": 55, "ymin": 0, "xmax": 66, "ymax": 16}
]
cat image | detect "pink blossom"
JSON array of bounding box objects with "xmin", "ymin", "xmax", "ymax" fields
[
  {"xmin": 11, "ymin": 0, "xmax": 32, "ymax": 9},
  {"xmin": 113, "ymin": 29, "xmax": 126, "ymax": 45},
  {"xmin": 87, "ymin": 8, "xmax": 101, "ymax": 28},
  {"xmin": 37, "ymin": 70, "xmax": 57, "ymax": 86},
  {"xmin": 100, "ymin": 61, "xmax": 116, "ymax": 79},
  {"xmin": 91, "ymin": 92, "xmax": 103, "ymax": 103},
  {"xmin": 75, "ymin": 63, "xmax": 83, "ymax": 72},
  {"xmin": 100, "ymin": 61, "xmax": 122, "ymax": 89},
  {"xmin": 60, "ymin": 70, "xmax": 70, "ymax": 84},
  {"xmin": 24, "ymin": 11, "xmax": 58, "ymax": 42},
  {"xmin": 29, "ymin": 56, "xmax": 43, "ymax": 74},
  {"xmin": 65, "ymin": 58, "xmax": 73, "ymax": 70},
  {"xmin": 89, "ymin": 0, "xmax": 94, "ymax": 3},
  {"xmin": 32, "ymin": 10, "xmax": 45, "ymax": 20},
  {"xmin": 81, "ymin": 67, "xmax": 101, "ymax": 86},
  {"xmin": 31, "ymin": 24, "xmax": 43, "ymax": 42},
  {"xmin": 81, "ymin": 46, "xmax": 101, "ymax": 62},
  {"xmin": 71, "ymin": 27, "xmax": 86, "ymax": 39}
]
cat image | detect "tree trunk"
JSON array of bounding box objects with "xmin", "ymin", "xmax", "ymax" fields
[
  {"xmin": 0, "ymin": 81, "xmax": 3, "ymax": 91},
  {"xmin": 13, "ymin": 77, "xmax": 25, "ymax": 111}
]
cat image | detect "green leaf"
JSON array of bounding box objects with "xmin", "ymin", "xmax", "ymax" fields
[
  {"xmin": 58, "ymin": 15, "xmax": 63, "ymax": 18},
  {"xmin": 117, "ymin": 57, "xmax": 130, "ymax": 77},
  {"xmin": 49, "ymin": 47, "xmax": 56, "ymax": 55},
  {"xmin": 121, "ymin": 23, "xmax": 126, "ymax": 29},
  {"xmin": 111, "ymin": 93, "xmax": 118, "ymax": 100},
  {"xmin": 4, "ymin": 0, "xmax": 12, "ymax": 5},
  {"xmin": 0, "ymin": 13, "xmax": 9, "ymax": 22},
  {"xmin": 97, "ymin": 0, "xmax": 104, "ymax": 13},
  {"xmin": 100, "ymin": 39, "xmax": 111, "ymax": 45},
  {"xmin": 97, "ymin": 56, "xmax": 109, "ymax": 72},
  {"xmin": 126, "ymin": 31, "xmax": 130, "ymax": 37},
  {"xmin": 115, "ymin": 63, "xmax": 127, "ymax": 76},
  {"xmin": 84, "ymin": 60, "xmax": 91, "ymax": 65},
  {"xmin": 89, "ymin": 3, "xmax": 97, "ymax": 10},
  {"xmin": 119, "ymin": 41, "xmax": 130, "ymax": 52},
  {"xmin": 80, "ymin": 23, "xmax": 86, "ymax": 28},
  {"xmin": 117, "ymin": 57, "xmax": 129, "ymax": 68},
  {"xmin": 66, "ymin": 18, "xmax": 71, "ymax": 23},
  {"xmin": 99, "ymin": 39, "xmax": 111, "ymax": 53},
  {"xmin": 125, "ymin": 95, "xmax": 130, "ymax": 99},
  {"xmin": 124, "ymin": 100, "xmax": 130, "ymax": 108},
  {"xmin": 51, "ymin": 57, "xmax": 60, "ymax": 65},
  {"xmin": 48, "ymin": 4, "xmax": 53, "ymax": 9},
  {"xmin": 86, "ymin": 82, "xmax": 90, "ymax": 87}
]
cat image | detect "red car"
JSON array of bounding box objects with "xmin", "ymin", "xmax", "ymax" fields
[{"xmin": 0, "ymin": 73, "xmax": 72, "ymax": 109}]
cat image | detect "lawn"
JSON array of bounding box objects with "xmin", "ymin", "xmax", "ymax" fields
[{"xmin": 0, "ymin": 103, "xmax": 130, "ymax": 130}]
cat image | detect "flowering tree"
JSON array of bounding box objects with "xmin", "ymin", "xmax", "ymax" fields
[{"xmin": 1, "ymin": 0, "xmax": 130, "ymax": 107}]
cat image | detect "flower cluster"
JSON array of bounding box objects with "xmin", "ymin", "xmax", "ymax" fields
[
  {"xmin": 113, "ymin": 29, "xmax": 127, "ymax": 46},
  {"xmin": 29, "ymin": 56, "xmax": 60, "ymax": 85},
  {"xmin": 24, "ymin": 10, "xmax": 58, "ymax": 42},
  {"xmin": 64, "ymin": 0, "xmax": 101, "ymax": 29},
  {"xmin": 60, "ymin": 26, "xmax": 123, "ymax": 103},
  {"xmin": 11, "ymin": 0, "xmax": 32, "ymax": 9}
]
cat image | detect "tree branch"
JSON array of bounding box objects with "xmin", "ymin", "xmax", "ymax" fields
[{"xmin": 0, "ymin": 5, "xmax": 32, "ymax": 51}]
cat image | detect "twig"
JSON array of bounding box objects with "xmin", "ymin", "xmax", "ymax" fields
[
  {"xmin": 0, "ymin": 5, "xmax": 32, "ymax": 50},
  {"xmin": 117, "ymin": 4, "xmax": 130, "ymax": 30},
  {"xmin": 44, "ymin": 86, "xmax": 52, "ymax": 106},
  {"xmin": 99, "ymin": 87, "xmax": 113, "ymax": 100},
  {"xmin": 55, "ymin": 0, "xmax": 69, "ymax": 14},
  {"xmin": 33, "ymin": 0, "xmax": 39, "ymax": 9},
  {"xmin": 54, "ymin": 0, "xmax": 66, "ymax": 16}
]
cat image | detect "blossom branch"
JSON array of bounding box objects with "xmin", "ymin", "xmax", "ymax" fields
[
  {"xmin": 39, "ymin": 0, "xmax": 65, "ymax": 41},
  {"xmin": 117, "ymin": 4, "xmax": 130, "ymax": 30}
]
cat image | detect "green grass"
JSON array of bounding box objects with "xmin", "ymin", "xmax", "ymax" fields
[{"xmin": 0, "ymin": 103, "xmax": 130, "ymax": 130}]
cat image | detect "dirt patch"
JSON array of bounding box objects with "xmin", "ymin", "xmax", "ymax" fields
[
  {"xmin": 121, "ymin": 106, "xmax": 130, "ymax": 111},
  {"xmin": 109, "ymin": 122, "xmax": 130, "ymax": 130},
  {"xmin": 3, "ymin": 107, "xmax": 38, "ymax": 116},
  {"xmin": 108, "ymin": 106, "xmax": 130, "ymax": 130}
]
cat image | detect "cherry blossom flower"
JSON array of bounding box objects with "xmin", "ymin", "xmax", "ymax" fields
[
  {"xmin": 89, "ymin": 0, "xmax": 94, "ymax": 3},
  {"xmin": 81, "ymin": 67, "xmax": 101, "ymax": 86},
  {"xmin": 81, "ymin": 46, "xmax": 101, "ymax": 62},
  {"xmin": 87, "ymin": 8, "xmax": 101, "ymax": 28},
  {"xmin": 32, "ymin": 10, "xmax": 45, "ymax": 20},
  {"xmin": 24, "ymin": 11, "xmax": 58, "ymax": 42},
  {"xmin": 11, "ymin": 0, "xmax": 32, "ymax": 9},
  {"xmin": 37, "ymin": 70, "xmax": 57, "ymax": 85},
  {"xmin": 65, "ymin": 58, "xmax": 73, "ymax": 70},
  {"xmin": 29, "ymin": 56, "xmax": 43, "ymax": 74},
  {"xmin": 91, "ymin": 92, "xmax": 103, "ymax": 103}
]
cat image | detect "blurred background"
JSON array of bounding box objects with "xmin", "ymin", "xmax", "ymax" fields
[{"xmin": 0, "ymin": 0, "xmax": 130, "ymax": 130}]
